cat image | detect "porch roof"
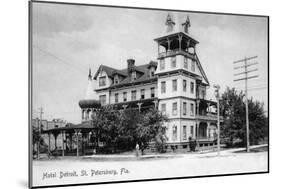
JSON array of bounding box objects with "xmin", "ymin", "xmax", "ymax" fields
[{"xmin": 41, "ymin": 121, "xmax": 94, "ymax": 134}]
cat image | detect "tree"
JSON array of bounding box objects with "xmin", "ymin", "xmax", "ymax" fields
[
  {"xmin": 32, "ymin": 125, "xmax": 45, "ymax": 157},
  {"xmin": 220, "ymin": 87, "xmax": 268, "ymax": 147},
  {"xmin": 90, "ymin": 107, "xmax": 168, "ymax": 153},
  {"xmin": 136, "ymin": 108, "xmax": 168, "ymax": 153}
]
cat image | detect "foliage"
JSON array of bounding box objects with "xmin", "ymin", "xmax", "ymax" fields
[
  {"xmin": 91, "ymin": 107, "xmax": 168, "ymax": 153},
  {"xmin": 136, "ymin": 108, "xmax": 168, "ymax": 153},
  {"xmin": 220, "ymin": 87, "xmax": 268, "ymax": 147},
  {"xmin": 32, "ymin": 125, "xmax": 49, "ymax": 159},
  {"xmin": 32, "ymin": 126, "xmax": 45, "ymax": 151}
]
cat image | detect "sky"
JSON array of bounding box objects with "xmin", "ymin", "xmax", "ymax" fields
[{"xmin": 32, "ymin": 2, "xmax": 268, "ymax": 124}]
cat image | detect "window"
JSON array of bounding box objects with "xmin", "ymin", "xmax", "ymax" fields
[
  {"xmin": 131, "ymin": 71, "xmax": 137, "ymax": 81},
  {"xmin": 191, "ymin": 60, "xmax": 195, "ymax": 72},
  {"xmin": 151, "ymin": 87, "xmax": 155, "ymax": 98},
  {"xmin": 114, "ymin": 93, "xmax": 119, "ymax": 103},
  {"xmin": 160, "ymin": 59, "xmax": 165, "ymax": 70},
  {"xmin": 114, "ymin": 75, "xmax": 119, "ymax": 84},
  {"xmin": 190, "ymin": 82, "xmax": 194, "ymax": 94},
  {"xmin": 184, "ymin": 57, "xmax": 188, "ymax": 69},
  {"xmin": 183, "ymin": 79, "xmax": 187, "ymax": 92},
  {"xmin": 141, "ymin": 89, "xmax": 145, "ymax": 99},
  {"xmin": 172, "ymin": 125, "xmax": 177, "ymax": 141},
  {"xmin": 183, "ymin": 102, "xmax": 187, "ymax": 115},
  {"xmin": 190, "ymin": 103, "xmax": 194, "ymax": 116},
  {"xmin": 201, "ymin": 89, "xmax": 206, "ymax": 99},
  {"xmin": 131, "ymin": 90, "xmax": 137, "ymax": 101},
  {"xmin": 172, "ymin": 79, "xmax": 177, "ymax": 91},
  {"xmin": 161, "ymin": 103, "xmax": 166, "ymax": 114},
  {"xmin": 183, "ymin": 125, "xmax": 187, "ymax": 140},
  {"xmin": 123, "ymin": 92, "xmax": 127, "ymax": 102},
  {"xmin": 171, "ymin": 56, "xmax": 176, "ymax": 68},
  {"xmin": 99, "ymin": 76, "xmax": 106, "ymax": 87},
  {"xmin": 172, "ymin": 102, "xmax": 177, "ymax": 115},
  {"xmin": 99, "ymin": 95, "xmax": 106, "ymax": 106},
  {"xmin": 161, "ymin": 81, "xmax": 166, "ymax": 94},
  {"xmin": 190, "ymin": 126, "xmax": 194, "ymax": 138}
]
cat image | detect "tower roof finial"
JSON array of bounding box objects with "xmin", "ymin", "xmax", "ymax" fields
[
  {"xmin": 165, "ymin": 13, "xmax": 176, "ymax": 33},
  {"xmin": 182, "ymin": 15, "xmax": 191, "ymax": 33},
  {"xmin": 88, "ymin": 68, "xmax": 92, "ymax": 80}
]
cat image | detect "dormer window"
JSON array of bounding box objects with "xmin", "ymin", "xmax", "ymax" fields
[
  {"xmin": 99, "ymin": 76, "xmax": 106, "ymax": 87},
  {"xmin": 150, "ymin": 67, "xmax": 155, "ymax": 77},
  {"xmin": 131, "ymin": 71, "xmax": 137, "ymax": 81},
  {"xmin": 114, "ymin": 75, "xmax": 119, "ymax": 84}
]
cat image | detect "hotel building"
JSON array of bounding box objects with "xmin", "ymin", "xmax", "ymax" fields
[{"xmin": 79, "ymin": 13, "xmax": 220, "ymax": 149}]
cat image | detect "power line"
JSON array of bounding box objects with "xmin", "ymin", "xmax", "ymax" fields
[
  {"xmin": 33, "ymin": 45, "xmax": 86, "ymax": 74},
  {"xmin": 233, "ymin": 55, "xmax": 258, "ymax": 153}
]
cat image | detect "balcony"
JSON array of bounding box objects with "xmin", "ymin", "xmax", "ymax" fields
[
  {"xmin": 196, "ymin": 136, "xmax": 217, "ymax": 142},
  {"xmin": 196, "ymin": 113, "xmax": 223, "ymax": 122},
  {"xmin": 158, "ymin": 48, "xmax": 195, "ymax": 59}
]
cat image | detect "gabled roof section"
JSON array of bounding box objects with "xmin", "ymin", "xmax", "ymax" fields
[
  {"xmin": 114, "ymin": 64, "xmax": 156, "ymax": 87},
  {"xmin": 194, "ymin": 54, "xmax": 210, "ymax": 86},
  {"xmin": 93, "ymin": 61, "xmax": 157, "ymax": 89},
  {"xmin": 93, "ymin": 65, "xmax": 127, "ymax": 80}
]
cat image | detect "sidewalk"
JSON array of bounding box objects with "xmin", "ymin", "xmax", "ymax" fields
[{"xmin": 81, "ymin": 144, "xmax": 268, "ymax": 160}]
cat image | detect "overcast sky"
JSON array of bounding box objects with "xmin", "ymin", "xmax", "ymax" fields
[{"xmin": 32, "ymin": 2, "xmax": 268, "ymax": 124}]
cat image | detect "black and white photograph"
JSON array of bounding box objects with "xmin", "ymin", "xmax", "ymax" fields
[{"xmin": 29, "ymin": 1, "xmax": 269, "ymax": 188}]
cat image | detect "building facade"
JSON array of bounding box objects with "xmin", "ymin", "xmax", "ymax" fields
[{"xmin": 79, "ymin": 14, "xmax": 220, "ymax": 149}]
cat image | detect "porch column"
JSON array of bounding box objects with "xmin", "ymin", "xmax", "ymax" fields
[
  {"xmin": 69, "ymin": 132, "xmax": 73, "ymax": 151},
  {"xmin": 61, "ymin": 131, "xmax": 65, "ymax": 157},
  {"xmin": 48, "ymin": 133, "xmax": 51, "ymax": 154},
  {"xmin": 207, "ymin": 122, "xmax": 210, "ymax": 140},
  {"xmin": 207, "ymin": 102, "xmax": 211, "ymax": 113},
  {"xmin": 167, "ymin": 38, "xmax": 171, "ymax": 51},
  {"xmin": 122, "ymin": 105, "xmax": 128, "ymax": 110},
  {"xmin": 186, "ymin": 39, "xmax": 190, "ymax": 51},
  {"xmin": 178, "ymin": 34, "xmax": 182, "ymax": 50},
  {"xmin": 75, "ymin": 129, "xmax": 81, "ymax": 157},
  {"xmin": 153, "ymin": 100, "xmax": 158, "ymax": 109},
  {"xmin": 82, "ymin": 132, "xmax": 87, "ymax": 155},
  {"xmin": 54, "ymin": 133, "xmax": 58, "ymax": 150},
  {"xmin": 196, "ymin": 99, "xmax": 200, "ymax": 139},
  {"xmin": 137, "ymin": 103, "xmax": 143, "ymax": 112}
]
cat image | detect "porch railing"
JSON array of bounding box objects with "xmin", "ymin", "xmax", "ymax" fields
[{"xmin": 158, "ymin": 48, "xmax": 195, "ymax": 58}]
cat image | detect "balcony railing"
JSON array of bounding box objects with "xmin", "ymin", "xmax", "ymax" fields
[
  {"xmin": 196, "ymin": 113, "xmax": 223, "ymax": 121},
  {"xmin": 196, "ymin": 137, "xmax": 217, "ymax": 142},
  {"xmin": 158, "ymin": 48, "xmax": 195, "ymax": 58}
]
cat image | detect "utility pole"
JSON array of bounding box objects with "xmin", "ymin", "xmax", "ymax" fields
[
  {"xmin": 213, "ymin": 84, "xmax": 220, "ymax": 156},
  {"xmin": 37, "ymin": 107, "xmax": 44, "ymax": 159},
  {"xmin": 233, "ymin": 56, "xmax": 258, "ymax": 152}
]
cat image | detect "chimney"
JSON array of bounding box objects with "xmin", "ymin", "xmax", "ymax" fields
[{"xmin": 127, "ymin": 59, "xmax": 135, "ymax": 73}]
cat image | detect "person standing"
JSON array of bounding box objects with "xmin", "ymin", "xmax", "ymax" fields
[{"xmin": 135, "ymin": 143, "xmax": 140, "ymax": 157}]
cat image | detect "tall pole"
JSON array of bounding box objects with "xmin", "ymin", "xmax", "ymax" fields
[
  {"xmin": 213, "ymin": 85, "xmax": 220, "ymax": 156},
  {"xmin": 233, "ymin": 56, "xmax": 258, "ymax": 152},
  {"xmin": 244, "ymin": 59, "xmax": 250, "ymax": 153},
  {"xmin": 37, "ymin": 107, "xmax": 43, "ymax": 159}
]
